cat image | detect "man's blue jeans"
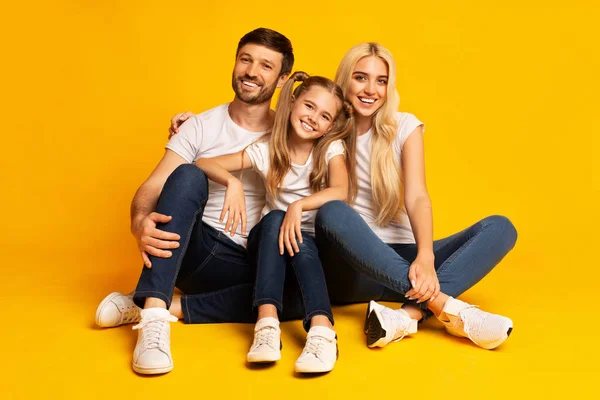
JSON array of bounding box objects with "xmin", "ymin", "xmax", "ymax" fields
[
  {"xmin": 248, "ymin": 210, "xmax": 333, "ymax": 332},
  {"xmin": 314, "ymin": 201, "xmax": 518, "ymax": 320},
  {"xmin": 133, "ymin": 165, "xmax": 303, "ymax": 323}
]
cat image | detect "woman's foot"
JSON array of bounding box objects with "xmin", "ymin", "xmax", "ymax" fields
[
  {"xmin": 247, "ymin": 317, "xmax": 282, "ymax": 363},
  {"xmin": 295, "ymin": 326, "xmax": 338, "ymax": 373},
  {"xmin": 365, "ymin": 301, "xmax": 418, "ymax": 348},
  {"xmin": 437, "ymin": 297, "xmax": 513, "ymax": 349}
]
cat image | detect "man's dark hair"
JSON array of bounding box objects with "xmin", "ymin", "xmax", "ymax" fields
[{"xmin": 236, "ymin": 28, "xmax": 294, "ymax": 76}]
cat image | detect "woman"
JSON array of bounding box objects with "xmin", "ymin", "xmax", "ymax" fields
[{"xmin": 314, "ymin": 43, "xmax": 517, "ymax": 350}]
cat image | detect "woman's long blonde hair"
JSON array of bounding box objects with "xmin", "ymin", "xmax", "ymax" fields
[
  {"xmin": 265, "ymin": 71, "xmax": 357, "ymax": 202},
  {"xmin": 335, "ymin": 43, "xmax": 403, "ymax": 226}
]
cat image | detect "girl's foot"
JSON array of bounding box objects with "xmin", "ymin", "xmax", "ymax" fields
[
  {"xmin": 365, "ymin": 301, "xmax": 418, "ymax": 348},
  {"xmin": 132, "ymin": 308, "xmax": 178, "ymax": 374},
  {"xmin": 437, "ymin": 297, "xmax": 513, "ymax": 349},
  {"xmin": 295, "ymin": 326, "xmax": 338, "ymax": 373},
  {"xmin": 247, "ymin": 317, "xmax": 281, "ymax": 362}
]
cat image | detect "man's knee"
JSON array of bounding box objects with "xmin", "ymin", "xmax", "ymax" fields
[{"xmin": 164, "ymin": 164, "xmax": 209, "ymax": 199}]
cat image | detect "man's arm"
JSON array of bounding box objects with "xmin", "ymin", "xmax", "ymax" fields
[{"xmin": 130, "ymin": 149, "xmax": 188, "ymax": 268}]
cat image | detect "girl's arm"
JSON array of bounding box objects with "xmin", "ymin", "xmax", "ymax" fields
[
  {"xmin": 279, "ymin": 155, "xmax": 348, "ymax": 256},
  {"xmin": 195, "ymin": 151, "xmax": 253, "ymax": 236},
  {"xmin": 194, "ymin": 151, "xmax": 252, "ymax": 186},
  {"xmin": 400, "ymin": 125, "xmax": 439, "ymax": 303}
]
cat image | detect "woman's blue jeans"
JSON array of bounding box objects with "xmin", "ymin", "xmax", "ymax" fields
[
  {"xmin": 314, "ymin": 201, "xmax": 518, "ymax": 320},
  {"xmin": 248, "ymin": 210, "xmax": 333, "ymax": 332}
]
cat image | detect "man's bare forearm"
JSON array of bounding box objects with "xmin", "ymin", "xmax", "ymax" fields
[{"xmin": 130, "ymin": 182, "xmax": 161, "ymax": 233}]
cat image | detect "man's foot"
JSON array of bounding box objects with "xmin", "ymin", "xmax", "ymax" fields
[
  {"xmin": 295, "ymin": 326, "xmax": 338, "ymax": 373},
  {"xmin": 438, "ymin": 297, "xmax": 513, "ymax": 350},
  {"xmin": 247, "ymin": 317, "xmax": 282, "ymax": 363},
  {"xmin": 95, "ymin": 292, "xmax": 141, "ymax": 328},
  {"xmin": 365, "ymin": 300, "xmax": 418, "ymax": 348},
  {"xmin": 132, "ymin": 308, "xmax": 178, "ymax": 374}
]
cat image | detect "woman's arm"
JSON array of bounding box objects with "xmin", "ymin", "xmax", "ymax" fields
[
  {"xmin": 401, "ymin": 125, "xmax": 440, "ymax": 303},
  {"xmin": 194, "ymin": 151, "xmax": 253, "ymax": 236},
  {"xmin": 279, "ymin": 155, "xmax": 348, "ymax": 255}
]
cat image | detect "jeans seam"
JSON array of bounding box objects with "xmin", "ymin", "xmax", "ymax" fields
[
  {"xmin": 134, "ymin": 290, "xmax": 170, "ymax": 306},
  {"xmin": 254, "ymin": 297, "xmax": 283, "ymax": 311}
]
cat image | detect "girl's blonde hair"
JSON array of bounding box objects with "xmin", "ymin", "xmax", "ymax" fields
[
  {"xmin": 266, "ymin": 71, "xmax": 357, "ymax": 202},
  {"xmin": 335, "ymin": 42, "xmax": 403, "ymax": 226}
]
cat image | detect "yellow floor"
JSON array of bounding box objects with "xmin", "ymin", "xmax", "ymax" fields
[{"xmin": 2, "ymin": 244, "xmax": 593, "ymax": 399}]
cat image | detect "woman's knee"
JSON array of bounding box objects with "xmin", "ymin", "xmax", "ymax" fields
[
  {"xmin": 262, "ymin": 210, "xmax": 286, "ymax": 226},
  {"xmin": 483, "ymin": 215, "xmax": 518, "ymax": 249},
  {"xmin": 315, "ymin": 200, "xmax": 351, "ymax": 229}
]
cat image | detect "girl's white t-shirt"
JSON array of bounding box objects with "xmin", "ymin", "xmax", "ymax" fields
[
  {"xmin": 352, "ymin": 112, "xmax": 424, "ymax": 244},
  {"xmin": 245, "ymin": 140, "xmax": 345, "ymax": 235}
]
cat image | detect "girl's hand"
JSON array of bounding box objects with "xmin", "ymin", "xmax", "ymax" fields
[
  {"xmin": 279, "ymin": 201, "xmax": 304, "ymax": 256},
  {"xmin": 405, "ymin": 254, "xmax": 439, "ymax": 303},
  {"xmin": 220, "ymin": 178, "xmax": 247, "ymax": 236}
]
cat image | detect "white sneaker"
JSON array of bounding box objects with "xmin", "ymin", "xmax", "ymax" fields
[
  {"xmin": 365, "ymin": 300, "xmax": 418, "ymax": 348},
  {"xmin": 438, "ymin": 297, "xmax": 513, "ymax": 350},
  {"xmin": 132, "ymin": 308, "xmax": 178, "ymax": 374},
  {"xmin": 95, "ymin": 292, "xmax": 141, "ymax": 328},
  {"xmin": 295, "ymin": 326, "xmax": 338, "ymax": 373},
  {"xmin": 247, "ymin": 317, "xmax": 282, "ymax": 363}
]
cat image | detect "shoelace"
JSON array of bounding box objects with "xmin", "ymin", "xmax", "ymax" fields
[
  {"xmin": 457, "ymin": 305, "xmax": 481, "ymax": 342},
  {"xmin": 254, "ymin": 327, "xmax": 278, "ymax": 350},
  {"xmin": 381, "ymin": 309, "xmax": 411, "ymax": 342},
  {"xmin": 133, "ymin": 315, "xmax": 178, "ymax": 350},
  {"xmin": 120, "ymin": 304, "xmax": 140, "ymax": 324},
  {"xmin": 303, "ymin": 335, "xmax": 327, "ymax": 359}
]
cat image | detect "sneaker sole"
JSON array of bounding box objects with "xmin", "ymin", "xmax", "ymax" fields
[
  {"xmin": 480, "ymin": 326, "xmax": 513, "ymax": 350},
  {"xmin": 366, "ymin": 309, "xmax": 388, "ymax": 348},
  {"xmin": 95, "ymin": 292, "xmax": 124, "ymax": 328},
  {"xmin": 132, "ymin": 362, "xmax": 173, "ymax": 375},
  {"xmin": 364, "ymin": 302, "xmax": 374, "ymax": 335},
  {"xmin": 295, "ymin": 363, "xmax": 334, "ymax": 373},
  {"xmin": 247, "ymin": 351, "xmax": 281, "ymax": 363}
]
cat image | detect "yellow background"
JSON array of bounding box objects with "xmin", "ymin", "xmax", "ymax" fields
[{"xmin": 1, "ymin": 0, "xmax": 597, "ymax": 398}]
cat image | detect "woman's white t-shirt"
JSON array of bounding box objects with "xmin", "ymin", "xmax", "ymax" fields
[
  {"xmin": 245, "ymin": 140, "xmax": 346, "ymax": 235},
  {"xmin": 352, "ymin": 112, "xmax": 424, "ymax": 244}
]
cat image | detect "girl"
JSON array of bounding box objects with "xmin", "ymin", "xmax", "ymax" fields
[{"xmin": 195, "ymin": 71, "xmax": 356, "ymax": 373}]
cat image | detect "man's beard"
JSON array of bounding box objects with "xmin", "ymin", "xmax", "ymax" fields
[{"xmin": 231, "ymin": 74, "xmax": 278, "ymax": 105}]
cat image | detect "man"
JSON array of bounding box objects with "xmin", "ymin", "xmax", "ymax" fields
[{"xmin": 95, "ymin": 28, "xmax": 303, "ymax": 375}]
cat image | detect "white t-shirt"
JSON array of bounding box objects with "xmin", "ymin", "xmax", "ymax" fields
[
  {"xmin": 352, "ymin": 112, "xmax": 424, "ymax": 244},
  {"xmin": 165, "ymin": 103, "xmax": 266, "ymax": 247},
  {"xmin": 245, "ymin": 139, "xmax": 346, "ymax": 235}
]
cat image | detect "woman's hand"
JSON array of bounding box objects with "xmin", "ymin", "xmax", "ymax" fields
[
  {"xmin": 405, "ymin": 254, "xmax": 439, "ymax": 303},
  {"xmin": 279, "ymin": 201, "xmax": 304, "ymax": 256},
  {"xmin": 220, "ymin": 178, "xmax": 247, "ymax": 236}
]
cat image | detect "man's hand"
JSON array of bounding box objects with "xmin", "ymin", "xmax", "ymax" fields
[
  {"xmin": 168, "ymin": 111, "xmax": 194, "ymax": 139},
  {"xmin": 279, "ymin": 202, "xmax": 304, "ymax": 256},
  {"xmin": 405, "ymin": 254, "xmax": 439, "ymax": 303},
  {"xmin": 132, "ymin": 212, "xmax": 181, "ymax": 268}
]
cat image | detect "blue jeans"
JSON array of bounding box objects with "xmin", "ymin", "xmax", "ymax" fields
[
  {"xmin": 314, "ymin": 201, "xmax": 517, "ymax": 320},
  {"xmin": 248, "ymin": 210, "xmax": 334, "ymax": 332},
  {"xmin": 133, "ymin": 165, "xmax": 303, "ymax": 323}
]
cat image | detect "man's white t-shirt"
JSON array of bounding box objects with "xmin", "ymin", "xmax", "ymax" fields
[
  {"xmin": 165, "ymin": 103, "xmax": 266, "ymax": 247},
  {"xmin": 245, "ymin": 139, "xmax": 346, "ymax": 236},
  {"xmin": 352, "ymin": 112, "xmax": 424, "ymax": 244}
]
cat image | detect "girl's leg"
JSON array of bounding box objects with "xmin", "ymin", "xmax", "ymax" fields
[
  {"xmin": 246, "ymin": 210, "xmax": 288, "ymax": 363},
  {"xmin": 291, "ymin": 234, "xmax": 337, "ymax": 374}
]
